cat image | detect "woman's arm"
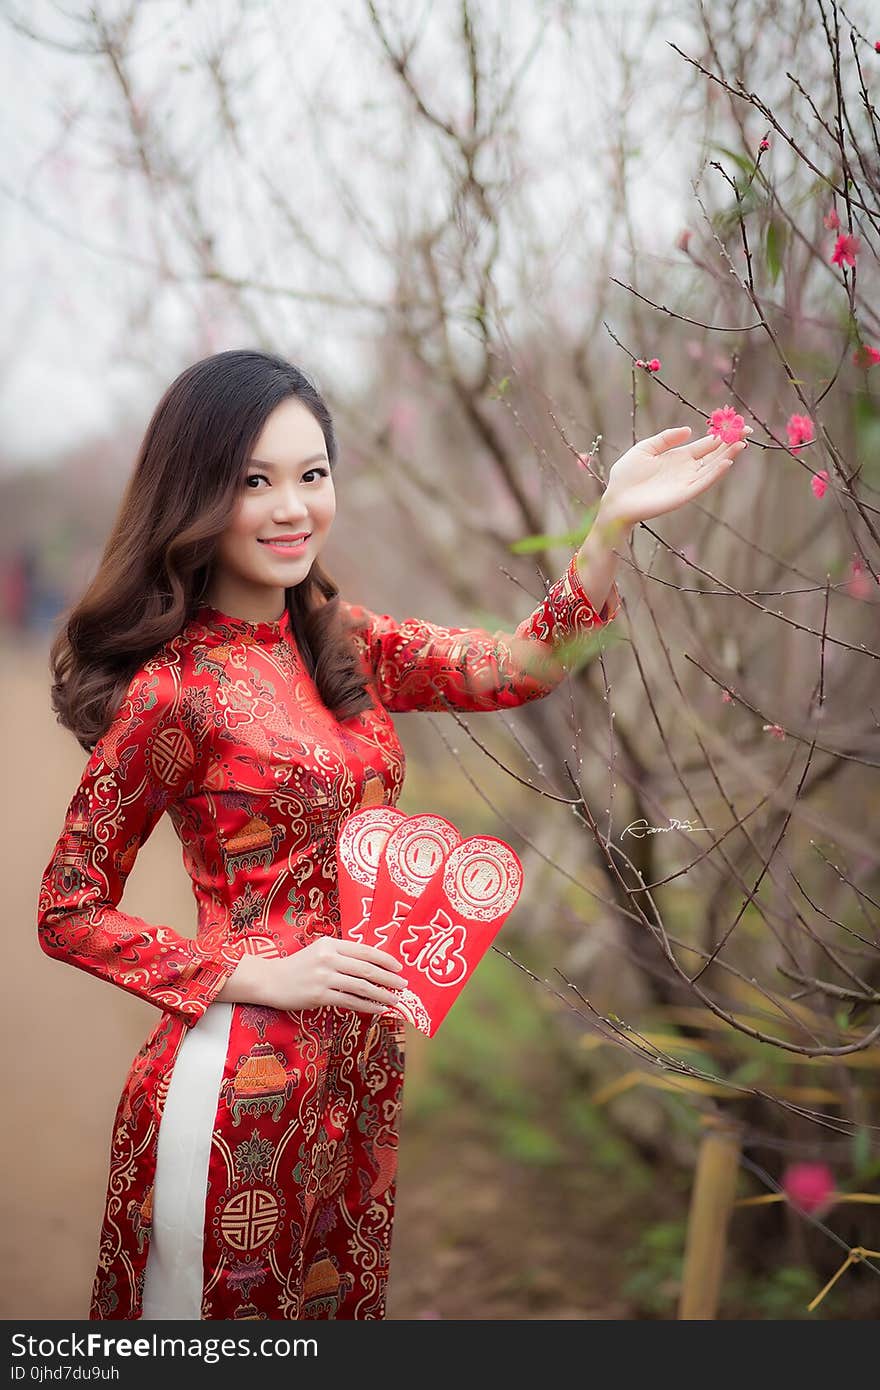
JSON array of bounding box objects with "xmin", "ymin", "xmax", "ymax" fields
[
  {"xmin": 341, "ymin": 424, "xmax": 747, "ymax": 716},
  {"xmin": 342, "ymin": 548, "xmax": 620, "ymax": 716},
  {"xmin": 37, "ymin": 660, "xmax": 242, "ymax": 1028},
  {"xmin": 572, "ymin": 506, "xmax": 633, "ymax": 618}
]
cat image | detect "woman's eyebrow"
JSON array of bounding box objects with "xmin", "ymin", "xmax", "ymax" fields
[{"xmin": 247, "ymin": 453, "xmax": 329, "ymax": 467}]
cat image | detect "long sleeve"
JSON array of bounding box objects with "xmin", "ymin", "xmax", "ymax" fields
[
  {"xmin": 37, "ymin": 658, "xmax": 242, "ymax": 1027},
  {"xmin": 343, "ymin": 552, "xmax": 621, "ymax": 714}
]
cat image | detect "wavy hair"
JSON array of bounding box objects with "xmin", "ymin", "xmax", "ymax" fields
[{"xmin": 50, "ymin": 349, "xmax": 374, "ymax": 751}]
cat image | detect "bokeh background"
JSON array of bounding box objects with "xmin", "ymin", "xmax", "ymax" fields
[{"xmin": 3, "ymin": 0, "xmax": 879, "ymax": 1320}]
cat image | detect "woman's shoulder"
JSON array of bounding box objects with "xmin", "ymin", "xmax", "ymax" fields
[{"xmin": 112, "ymin": 623, "xmax": 210, "ymax": 724}]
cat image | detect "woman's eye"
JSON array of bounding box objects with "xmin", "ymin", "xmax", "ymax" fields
[{"xmin": 245, "ymin": 468, "xmax": 328, "ymax": 489}]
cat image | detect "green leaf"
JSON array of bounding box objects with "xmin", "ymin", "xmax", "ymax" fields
[
  {"xmin": 509, "ymin": 505, "xmax": 599, "ymax": 554},
  {"xmin": 851, "ymin": 1125, "xmax": 873, "ymax": 1178},
  {"xmin": 765, "ymin": 219, "xmax": 785, "ymax": 284},
  {"xmin": 711, "ymin": 143, "xmax": 757, "ymax": 177}
]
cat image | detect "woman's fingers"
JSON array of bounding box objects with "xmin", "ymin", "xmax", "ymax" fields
[
  {"xmin": 342, "ymin": 959, "xmax": 407, "ymax": 991},
  {"xmin": 692, "ymin": 433, "xmax": 724, "ymax": 460},
  {"xmin": 640, "ymin": 425, "xmax": 692, "ymax": 453},
  {"xmin": 336, "ymin": 940, "xmax": 402, "ymax": 973},
  {"xmin": 692, "ymin": 429, "xmax": 752, "ymax": 466},
  {"xmin": 334, "ymin": 971, "xmax": 406, "ymax": 1007},
  {"xmin": 324, "ymin": 988, "xmax": 389, "ymax": 1015}
]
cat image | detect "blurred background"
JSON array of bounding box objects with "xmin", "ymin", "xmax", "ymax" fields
[{"xmin": 3, "ymin": 0, "xmax": 879, "ymax": 1319}]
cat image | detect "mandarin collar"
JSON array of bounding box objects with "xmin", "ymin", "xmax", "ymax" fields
[{"xmin": 193, "ymin": 601, "xmax": 292, "ymax": 643}]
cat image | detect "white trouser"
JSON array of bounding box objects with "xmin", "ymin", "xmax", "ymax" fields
[{"xmin": 140, "ymin": 1002, "xmax": 234, "ymax": 1320}]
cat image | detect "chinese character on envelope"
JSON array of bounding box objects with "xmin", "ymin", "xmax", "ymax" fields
[{"xmin": 335, "ymin": 807, "xmax": 524, "ymax": 1037}]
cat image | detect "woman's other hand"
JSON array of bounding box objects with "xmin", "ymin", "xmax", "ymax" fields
[
  {"xmin": 247, "ymin": 938, "xmax": 408, "ymax": 1015},
  {"xmin": 598, "ymin": 424, "xmax": 751, "ymax": 531}
]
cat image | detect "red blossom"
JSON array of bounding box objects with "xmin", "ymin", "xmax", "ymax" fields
[
  {"xmin": 762, "ymin": 723, "xmax": 786, "ymax": 739},
  {"xmin": 823, "ymin": 207, "xmax": 840, "ymax": 231},
  {"xmin": 758, "ymin": 137, "xmax": 770, "ymax": 151},
  {"xmin": 785, "ymin": 413, "xmax": 814, "ymax": 453},
  {"xmin": 811, "ymin": 469, "xmax": 829, "ymax": 499},
  {"xmin": 875, "ymin": 40, "xmax": 880, "ymax": 52},
  {"xmin": 831, "ymin": 233, "xmax": 860, "ymax": 267},
  {"xmin": 707, "ymin": 404, "xmax": 747, "ymax": 444},
  {"xmin": 648, "ymin": 358, "xmax": 661, "ymax": 372},
  {"xmin": 853, "ymin": 343, "xmax": 880, "ymax": 369},
  {"xmin": 782, "ymin": 1163, "xmax": 835, "ymax": 1216}
]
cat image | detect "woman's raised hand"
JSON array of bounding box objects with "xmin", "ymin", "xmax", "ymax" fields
[{"xmin": 598, "ymin": 424, "xmax": 751, "ymax": 530}]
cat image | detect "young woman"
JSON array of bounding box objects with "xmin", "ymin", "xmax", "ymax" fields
[{"xmin": 36, "ymin": 349, "xmax": 747, "ymax": 1320}]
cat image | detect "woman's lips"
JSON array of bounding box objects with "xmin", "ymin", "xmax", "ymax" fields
[{"xmin": 259, "ymin": 536, "xmax": 311, "ymax": 557}]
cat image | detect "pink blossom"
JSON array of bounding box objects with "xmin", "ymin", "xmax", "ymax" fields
[
  {"xmin": 811, "ymin": 469, "xmax": 829, "ymax": 499},
  {"xmin": 721, "ymin": 689, "xmax": 734, "ymax": 704},
  {"xmin": 831, "ymin": 233, "xmax": 860, "ymax": 267},
  {"xmin": 785, "ymin": 413, "xmax": 814, "ymax": 453},
  {"xmin": 853, "ymin": 344, "xmax": 880, "ymax": 369},
  {"xmin": 388, "ymin": 399, "xmax": 418, "ymax": 450},
  {"xmin": 762, "ymin": 723, "xmax": 786, "ymax": 739},
  {"xmin": 758, "ymin": 137, "xmax": 770, "ymax": 151},
  {"xmin": 875, "ymin": 40, "xmax": 880, "ymax": 53},
  {"xmin": 847, "ymin": 554, "xmax": 873, "ymax": 600},
  {"xmin": 677, "ymin": 228, "xmax": 692, "ymax": 252},
  {"xmin": 823, "ymin": 207, "xmax": 840, "ymax": 231},
  {"xmin": 707, "ymin": 404, "xmax": 747, "ymax": 444},
  {"xmin": 782, "ymin": 1162, "xmax": 835, "ymax": 1216},
  {"xmin": 648, "ymin": 358, "xmax": 661, "ymax": 372}
]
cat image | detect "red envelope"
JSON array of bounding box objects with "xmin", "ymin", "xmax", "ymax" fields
[
  {"xmin": 335, "ymin": 806, "xmax": 407, "ymax": 941},
  {"xmin": 381, "ymin": 835, "xmax": 524, "ymax": 1037},
  {"xmin": 366, "ymin": 814, "xmax": 462, "ymax": 948}
]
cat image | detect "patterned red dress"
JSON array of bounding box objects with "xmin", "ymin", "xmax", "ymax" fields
[{"xmin": 37, "ymin": 555, "xmax": 619, "ymax": 1320}]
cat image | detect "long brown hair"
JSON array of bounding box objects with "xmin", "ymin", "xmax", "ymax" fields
[{"xmin": 50, "ymin": 349, "xmax": 374, "ymax": 752}]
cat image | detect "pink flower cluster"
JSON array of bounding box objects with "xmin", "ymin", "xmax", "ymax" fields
[
  {"xmin": 762, "ymin": 722, "xmax": 786, "ymax": 739},
  {"xmin": 635, "ymin": 357, "xmax": 661, "ymax": 372},
  {"xmin": 831, "ymin": 233, "xmax": 860, "ymax": 267},
  {"xmin": 707, "ymin": 404, "xmax": 747, "ymax": 444},
  {"xmin": 848, "ymin": 554, "xmax": 873, "ymax": 600},
  {"xmin": 786, "ymin": 413, "xmax": 814, "ymax": 453},
  {"xmin": 811, "ymin": 469, "xmax": 830, "ymax": 499},
  {"xmin": 853, "ymin": 344, "xmax": 880, "ymax": 368},
  {"xmin": 782, "ymin": 1163, "xmax": 835, "ymax": 1216}
]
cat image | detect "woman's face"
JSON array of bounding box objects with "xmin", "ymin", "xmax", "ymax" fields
[{"xmin": 209, "ymin": 397, "xmax": 336, "ymax": 617}]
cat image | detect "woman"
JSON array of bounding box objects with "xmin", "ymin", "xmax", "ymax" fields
[{"xmin": 36, "ymin": 349, "xmax": 747, "ymax": 1320}]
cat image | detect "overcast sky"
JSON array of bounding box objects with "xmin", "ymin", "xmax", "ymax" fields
[{"xmin": 1, "ymin": 0, "xmax": 735, "ymax": 470}]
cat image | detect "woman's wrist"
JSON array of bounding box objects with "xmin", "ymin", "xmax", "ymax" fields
[
  {"xmin": 573, "ymin": 498, "xmax": 632, "ymax": 617},
  {"xmin": 594, "ymin": 492, "xmax": 634, "ymax": 539},
  {"xmin": 216, "ymin": 952, "xmax": 273, "ymax": 1006}
]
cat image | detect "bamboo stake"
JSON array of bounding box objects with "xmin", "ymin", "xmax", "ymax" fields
[{"xmin": 678, "ymin": 1116, "xmax": 743, "ymax": 1319}]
